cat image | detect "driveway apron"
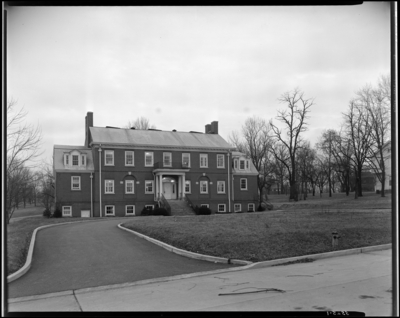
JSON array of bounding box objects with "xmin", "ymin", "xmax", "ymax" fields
[{"xmin": 8, "ymin": 219, "xmax": 238, "ymax": 298}]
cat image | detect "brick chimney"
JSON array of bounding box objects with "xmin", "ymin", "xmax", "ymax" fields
[
  {"xmin": 211, "ymin": 121, "xmax": 218, "ymax": 134},
  {"xmin": 85, "ymin": 112, "xmax": 93, "ymax": 147},
  {"xmin": 205, "ymin": 121, "xmax": 219, "ymax": 134}
]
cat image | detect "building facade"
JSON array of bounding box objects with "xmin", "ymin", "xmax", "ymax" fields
[{"xmin": 54, "ymin": 112, "xmax": 259, "ymax": 217}]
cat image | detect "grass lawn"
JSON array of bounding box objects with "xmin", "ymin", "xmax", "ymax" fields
[{"xmin": 122, "ymin": 193, "xmax": 392, "ymax": 262}]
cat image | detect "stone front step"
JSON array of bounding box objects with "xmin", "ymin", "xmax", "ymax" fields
[{"xmin": 168, "ymin": 200, "xmax": 194, "ymax": 216}]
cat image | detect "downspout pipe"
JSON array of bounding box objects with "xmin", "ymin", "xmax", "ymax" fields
[
  {"xmin": 227, "ymin": 151, "xmax": 231, "ymax": 213},
  {"xmin": 90, "ymin": 173, "xmax": 93, "ymax": 217},
  {"xmin": 99, "ymin": 145, "xmax": 102, "ymax": 218}
]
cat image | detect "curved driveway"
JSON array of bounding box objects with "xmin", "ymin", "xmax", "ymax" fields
[{"xmin": 8, "ymin": 219, "xmax": 237, "ymax": 298}]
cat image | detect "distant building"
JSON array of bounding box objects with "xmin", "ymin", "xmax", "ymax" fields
[
  {"xmin": 370, "ymin": 140, "xmax": 392, "ymax": 193},
  {"xmin": 53, "ymin": 112, "xmax": 259, "ymax": 217}
]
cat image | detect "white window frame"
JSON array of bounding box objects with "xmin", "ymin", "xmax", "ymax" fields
[
  {"xmin": 71, "ymin": 176, "xmax": 81, "ymax": 190},
  {"xmin": 248, "ymin": 203, "xmax": 255, "ymax": 212},
  {"xmin": 125, "ymin": 151, "xmax": 134, "ymax": 166},
  {"xmin": 239, "ymin": 159, "xmax": 245, "ymax": 170},
  {"xmin": 182, "ymin": 153, "xmax": 191, "ymax": 167},
  {"xmin": 81, "ymin": 155, "xmax": 86, "ymax": 166},
  {"xmin": 234, "ymin": 159, "xmax": 238, "ymax": 169},
  {"xmin": 217, "ymin": 154, "xmax": 225, "ymax": 168},
  {"xmin": 240, "ymin": 178, "xmax": 248, "ymax": 190},
  {"xmin": 163, "ymin": 152, "xmax": 172, "ymax": 167},
  {"xmin": 105, "ymin": 180, "xmax": 114, "ymax": 194},
  {"xmin": 125, "ymin": 205, "xmax": 135, "ymax": 215},
  {"xmin": 105, "ymin": 150, "xmax": 114, "ymax": 166},
  {"xmin": 65, "ymin": 154, "xmax": 69, "ymax": 166},
  {"xmin": 62, "ymin": 206, "xmax": 72, "ymax": 217},
  {"xmin": 200, "ymin": 204, "xmax": 209, "ymax": 208},
  {"xmin": 217, "ymin": 181, "xmax": 225, "ymax": 194},
  {"xmin": 145, "ymin": 180, "xmax": 154, "ymax": 194},
  {"xmin": 145, "ymin": 152, "xmax": 154, "ymax": 167},
  {"xmin": 246, "ymin": 160, "xmax": 250, "ymax": 170},
  {"xmin": 105, "ymin": 205, "xmax": 115, "ymax": 216},
  {"xmin": 185, "ymin": 180, "xmax": 191, "ymax": 193},
  {"xmin": 125, "ymin": 180, "xmax": 134, "ymax": 194},
  {"xmin": 218, "ymin": 204, "xmax": 226, "ymax": 213},
  {"xmin": 72, "ymin": 155, "xmax": 79, "ymax": 166},
  {"xmin": 200, "ymin": 154, "xmax": 208, "ymax": 168},
  {"xmin": 200, "ymin": 180, "xmax": 208, "ymax": 194},
  {"xmin": 234, "ymin": 203, "xmax": 242, "ymax": 212}
]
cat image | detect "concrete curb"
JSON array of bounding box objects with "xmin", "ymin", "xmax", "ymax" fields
[
  {"xmin": 240, "ymin": 243, "xmax": 392, "ymax": 270},
  {"xmin": 7, "ymin": 219, "xmax": 108, "ymax": 283},
  {"xmin": 118, "ymin": 223, "xmax": 251, "ymax": 265}
]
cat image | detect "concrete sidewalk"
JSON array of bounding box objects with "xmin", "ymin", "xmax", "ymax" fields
[{"xmin": 8, "ymin": 249, "xmax": 393, "ymax": 315}]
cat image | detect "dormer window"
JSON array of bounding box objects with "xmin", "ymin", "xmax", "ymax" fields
[
  {"xmin": 81, "ymin": 155, "xmax": 86, "ymax": 166},
  {"xmin": 246, "ymin": 160, "xmax": 250, "ymax": 170},
  {"xmin": 234, "ymin": 159, "xmax": 238, "ymax": 169},
  {"xmin": 65, "ymin": 154, "xmax": 69, "ymax": 165}
]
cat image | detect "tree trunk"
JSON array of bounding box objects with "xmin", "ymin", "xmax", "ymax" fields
[{"xmin": 357, "ymin": 166, "xmax": 363, "ymax": 197}]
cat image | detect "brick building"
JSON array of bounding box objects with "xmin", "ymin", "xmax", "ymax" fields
[{"xmin": 53, "ymin": 112, "xmax": 259, "ymax": 217}]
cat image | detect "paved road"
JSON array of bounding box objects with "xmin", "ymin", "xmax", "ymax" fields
[
  {"xmin": 8, "ymin": 249, "xmax": 393, "ymax": 315},
  {"xmin": 7, "ymin": 218, "xmax": 238, "ymax": 298}
]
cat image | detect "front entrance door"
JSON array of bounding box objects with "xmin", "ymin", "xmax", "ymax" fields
[{"xmin": 163, "ymin": 182, "xmax": 177, "ymax": 200}]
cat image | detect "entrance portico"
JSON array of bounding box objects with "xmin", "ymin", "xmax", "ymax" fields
[{"xmin": 154, "ymin": 169, "xmax": 189, "ymax": 201}]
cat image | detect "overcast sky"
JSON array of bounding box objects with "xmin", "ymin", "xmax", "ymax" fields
[{"xmin": 7, "ymin": 4, "xmax": 391, "ymax": 166}]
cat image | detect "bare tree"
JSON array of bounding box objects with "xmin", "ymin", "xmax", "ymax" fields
[
  {"xmin": 342, "ymin": 99, "xmax": 374, "ymax": 198},
  {"xmin": 269, "ymin": 88, "xmax": 314, "ymax": 201},
  {"xmin": 125, "ymin": 116, "xmax": 156, "ymax": 130},
  {"xmin": 6, "ymin": 99, "xmax": 42, "ymax": 222},
  {"xmin": 361, "ymin": 75, "xmax": 391, "ymax": 196},
  {"xmin": 37, "ymin": 160, "xmax": 55, "ymax": 212},
  {"xmin": 229, "ymin": 117, "xmax": 273, "ymax": 207},
  {"xmin": 316, "ymin": 129, "xmax": 336, "ymax": 197}
]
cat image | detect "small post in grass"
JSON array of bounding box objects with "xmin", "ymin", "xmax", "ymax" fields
[{"xmin": 332, "ymin": 229, "xmax": 340, "ymax": 248}]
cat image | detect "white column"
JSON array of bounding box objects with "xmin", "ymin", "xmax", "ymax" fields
[
  {"xmin": 160, "ymin": 174, "xmax": 163, "ymax": 198},
  {"xmin": 155, "ymin": 174, "xmax": 159, "ymax": 200},
  {"xmin": 182, "ymin": 173, "xmax": 186, "ymax": 198},
  {"xmin": 178, "ymin": 175, "xmax": 182, "ymax": 199}
]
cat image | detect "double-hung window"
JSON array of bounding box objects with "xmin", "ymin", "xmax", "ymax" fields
[
  {"xmin": 145, "ymin": 180, "xmax": 154, "ymax": 194},
  {"xmin": 200, "ymin": 154, "xmax": 208, "ymax": 168},
  {"xmin": 72, "ymin": 155, "xmax": 79, "ymax": 166},
  {"xmin": 163, "ymin": 152, "xmax": 172, "ymax": 167},
  {"xmin": 125, "ymin": 151, "xmax": 134, "ymax": 166},
  {"xmin": 218, "ymin": 204, "xmax": 226, "ymax": 213},
  {"xmin": 71, "ymin": 176, "xmax": 81, "ymax": 190},
  {"xmin": 234, "ymin": 204, "xmax": 241, "ymax": 212},
  {"xmin": 185, "ymin": 180, "xmax": 191, "ymax": 193},
  {"xmin": 217, "ymin": 181, "xmax": 225, "ymax": 194},
  {"xmin": 182, "ymin": 153, "xmax": 190, "ymax": 167},
  {"xmin": 239, "ymin": 159, "xmax": 245, "ymax": 170},
  {"xmin": 105, "ymin": 150, "xmax": 114, "ymax": 166},
  {"xmin": 240, "ymin": 178, "xmax": 247, "ymax": 190},
  {"xmin": 217, "ymin": 154, "xmax": 225, "ymax": 168},
  {"xmin": 65, "ymin": 155, "xmax": 69, "ymax": 165},
  {"xmin": 62, "ymin": 206, "xmax": 72, "ymax": 217},
  {"xmin": 234, "ymin": 159, "xmax": 238, "ymax": 169},
  {"xmin": 200, "ymin": 180, "xmax": 208, "ymax": 194},
  {"xmin": 145, "ymin": 152, "xmax": 154, "ymax": 167},
  {"xmin": 105, "ymin": 180, "xmax": 114, "ymax": 194},
  {"xmin": 105, "ymin": 205, "xmax": 115, "ymax": 216},
  {"xmin": 81, "ymin": 155, "xmax": 86, "ymax": 166},
  {"xmin": 125, "ymin": 180, "xmax": 134, "ymax": 194},
  {"xmin": 126, "ymin": 205, "xmax": 135, "ymax": 215}
]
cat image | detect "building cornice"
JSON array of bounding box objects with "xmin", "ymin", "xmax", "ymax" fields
[{"xmin": 90, "ymin": 142, "xmax": 235, "ymax": 153}]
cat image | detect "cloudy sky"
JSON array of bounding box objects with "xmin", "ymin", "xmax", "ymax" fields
[{"xmin": 7, "ymin": 4, "xmax": 391, "ymax": 166}]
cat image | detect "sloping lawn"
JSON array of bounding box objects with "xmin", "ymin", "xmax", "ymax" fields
[{"xmin": 122, "ymin": 211, "xmax": 392, "ymax": 262}]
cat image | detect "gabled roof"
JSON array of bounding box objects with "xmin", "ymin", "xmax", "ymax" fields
[{"xmin": 89, "ymin": 127, "xmax": 235, "ymax": 150}]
